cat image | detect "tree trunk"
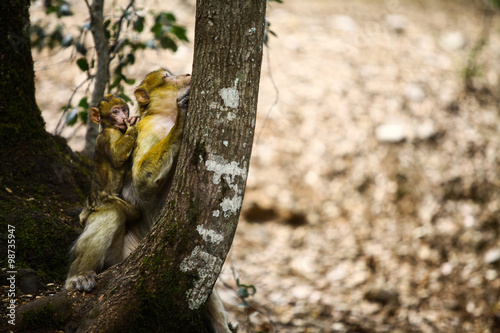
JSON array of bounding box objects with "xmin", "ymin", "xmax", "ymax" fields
[
  {"xmin": 82, "ymin": 0, "xmax": 110, "ymax": 157},
  {"xmin": 0, "ymin": 0, "xmax": 48, "ymax": 150},
  {"xmin": 0, "ymin": 2, "xmax": 90, "ymax": 332},
  {"xmin": 15, "ymin": 0, "xmax": 266, "ymax": 331}
]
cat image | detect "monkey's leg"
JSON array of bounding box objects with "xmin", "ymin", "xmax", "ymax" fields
[
  {"xmin": 108, "ymin": 196, "xmax": 142, "ymax": 223},
  {"xmin": 65, "ymin": 209, "xmax": 126, "ymax": 291}
]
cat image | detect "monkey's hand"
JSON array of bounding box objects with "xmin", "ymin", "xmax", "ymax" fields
[
  {"xmin": 64, "ymin": 271, "xmax": 98, "ymax": 292},
  {"xmin": 128, "ymin": 116, "xmax": 140, "ymax": 126},
  {"xmin": 123, "ymin": 119, "xmax": 131, "ymax": 130},
  {"xmin": 177, "ymin": 88, "xmax": 190, "ymax": 117}
]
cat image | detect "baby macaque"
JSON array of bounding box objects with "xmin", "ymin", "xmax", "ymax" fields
[{"xmin": 65, "ymin": 95, "xmax": 141, "ymax": 291}]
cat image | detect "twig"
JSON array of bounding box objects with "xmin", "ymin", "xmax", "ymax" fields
[
  {"xmin": 109, "ymin": 0, "xmax": 136, "ymax": 61},
  {"xmin": 217, "ymin": 252, "xmax": 276, "ymax": 333},
  {"xmin": 256, "ymin": 42, "xmax": 279, "ymax": 145},
  {"xmin": 83, "ymin": 0, "xmax": 91, "ymax": 12},
  {"xmin": 54, "ymin": 75, "xmax": 94, "ymax": 136}
]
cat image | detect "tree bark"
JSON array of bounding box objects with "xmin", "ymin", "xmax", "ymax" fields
[
  {"xmin": 0, "ymin": 0, "xmax": 48, "ymax": 149},
  {"xmin": 82, "ymin": 0, "xmax": 110, "ymax": 157},
  {"xmin": 15, "ymin": 0, "xmax": 266, "ymax": 331},
  {"xmin": 167, "ymin": 0, "xmax": 268, "ymax": 308}
]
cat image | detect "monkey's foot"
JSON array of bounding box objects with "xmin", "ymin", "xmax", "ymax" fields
[{"xmin": 64, "ymin": 271, "xmax": 97, "ymax": 292}]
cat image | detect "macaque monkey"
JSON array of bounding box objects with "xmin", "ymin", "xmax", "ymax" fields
[
  {"xmin": 65, "ymin": 70, "xmax": 231, "ymax": 332},
  {"xmin": 122, "ymin": 69, "xmax": 232, "ymax": 333},
  {"xmin": 65, "ymin": 95, "xmax": 141, "ymax": 291}
]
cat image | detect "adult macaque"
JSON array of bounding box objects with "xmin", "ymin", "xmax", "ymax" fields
[
  {"xmin": 65, "ymin": 95, "xmax": 141, "ymax": 291},
  {"xmin": 121, "ymin": 69, "xmax": 231, "ymax": 333},
  {"xmin": 121, "ymin": 69, "xmax": 191, "ymax": 246}
]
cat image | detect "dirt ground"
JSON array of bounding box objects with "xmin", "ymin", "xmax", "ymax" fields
[{"xmin": 32, "ymin": 0, "xmax": 500, "ymax": 332}]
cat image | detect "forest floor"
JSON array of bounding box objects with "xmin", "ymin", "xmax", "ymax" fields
[{"xmin": 32, "ymin": 0, "xmax": 500, "ymax": 332}]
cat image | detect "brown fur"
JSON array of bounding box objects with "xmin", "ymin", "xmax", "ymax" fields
[
  {"xmin": 66, "ymin": 71, "xmax": 231, "ymax": 332},
  {"xmin": 65, "ymin": 95, "xmax": 140, "ymax": 291},
  {"xmin": 122, "ymin": 69, "xmax": 231, "ymax": 332}
]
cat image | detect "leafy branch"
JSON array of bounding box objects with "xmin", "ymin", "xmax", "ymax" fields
[{"xmin": 31, "ymin": 0, "xmax": 189, "ymax": 134}]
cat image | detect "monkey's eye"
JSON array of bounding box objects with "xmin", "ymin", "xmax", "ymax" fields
[{"xmin": 112, "ymin": 109, "xmax": 118, "ymax": 114}]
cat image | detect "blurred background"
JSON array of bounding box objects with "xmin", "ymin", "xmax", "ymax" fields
[{"xmin": 31, "ymin": 0, "xmax": 500, "ymax": 331}]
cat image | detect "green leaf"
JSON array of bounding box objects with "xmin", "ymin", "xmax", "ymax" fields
[
  {"xmin": 165, "ymin": 12, "xmax": 176, "ymax": 22},
  {"xmin": 155, "ymin": 12, "xmax": 175, "ymax": 24},
  {"xmin": 46, "ymin": 5, "xmax": 57, "ymax": 15},
  {"xmin": 48, "ymin": 25, "xmax": 64, "ymax": 49},
  {"xmin": 171, "ymin": 25, "xmax": 188, "ymax": 42},
  {"xmin": 110, "ymin": 76, "xmax": 122, "ymax": 90},
  {"xmin": 124, "ymin": 77, "xmax": 136, "ymax": 85},
  {"xmin": 78, "ymin": 96, "xmax": 89, "ymax": 109},
  {"xmin": 159, "ymin": 36, "xmax": 177, "ymax": 51},
  {"xmin": 133, "ymin": 16, "xmax": 145, "ymax": 33},
  {"xmin": 238, "ymin": 287, "xmax": 249, "ymax": 298},
  {"xmin": 126, "ymin": 53, "xmax": 135, "ymax": 65},
  {"xmin": 30, "ymin": 25, "xmax": 46, "ymax": 50},
  {"xmin": 151, "ymin": 22, "xmax": 162, "ymax": 37},
  {"xmin": 76, "ymin": 58, "xmax": 89, "ymax": 72},
  {"xmin": 118, "ymin": 93, "xmax": 133, "ymax": 104},
  {"xmin": 104, "ymin": 19, "xmax": 112, "ymax": 39},
  {"xmin": 65, "ymin": 108, "xmax": 78, "ymax": 126},
  {"xmin": 75, "ymin": 42, "xmax": 87, "ymax": 56},
  {"xmin": 78, "ymin": 110, "xmax": 88, "ymax": 123},
  {"xmin": 131, "ymin": 41, "xmax": 147, "ymax": 51}
]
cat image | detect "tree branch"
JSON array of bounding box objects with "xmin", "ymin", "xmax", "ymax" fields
[
  {"xmin": 109, "ymin": 0, "xmax": 136, "ymax": 61},
  {"xmin": 82, "ymin": 0, "xmax": 110, "ymax": 156}
]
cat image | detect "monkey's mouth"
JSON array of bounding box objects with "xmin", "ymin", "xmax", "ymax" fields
[{"xmin": 117, "ymin": 123, "xmax": 127, "ymax": 131}]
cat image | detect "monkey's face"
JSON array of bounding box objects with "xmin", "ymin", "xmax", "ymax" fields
[
  {"xmin": 134, "ymin": 69, "xmax": 191, "ymax": 113},
  {"xmin": 161, "ymin": 70, "xmax": 191, "ymax": 90},
  {"xmin": 90, "ymin": 95, "xmax": 130, "ymax": 130},
  {"xmin": 108, "ymin": 104, "xmax": 130, "ymax": 131}
]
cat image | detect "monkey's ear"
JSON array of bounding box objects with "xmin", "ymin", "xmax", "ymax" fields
[
  {"xmin": 90, "ymin": 107, "xmax": 101, "ymax": 124},
  {"xmin": 134, "ymin": 88, "xmax": 150, "ymax": 105}
]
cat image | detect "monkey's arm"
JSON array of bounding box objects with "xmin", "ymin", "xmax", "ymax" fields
[
  {"xmin": 133, "ymin": 92, "xmax": 188, "ymax": 200},
  {"xmin": 106, "ymin": 127, "xmax": 138, "ymax": 169}
]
